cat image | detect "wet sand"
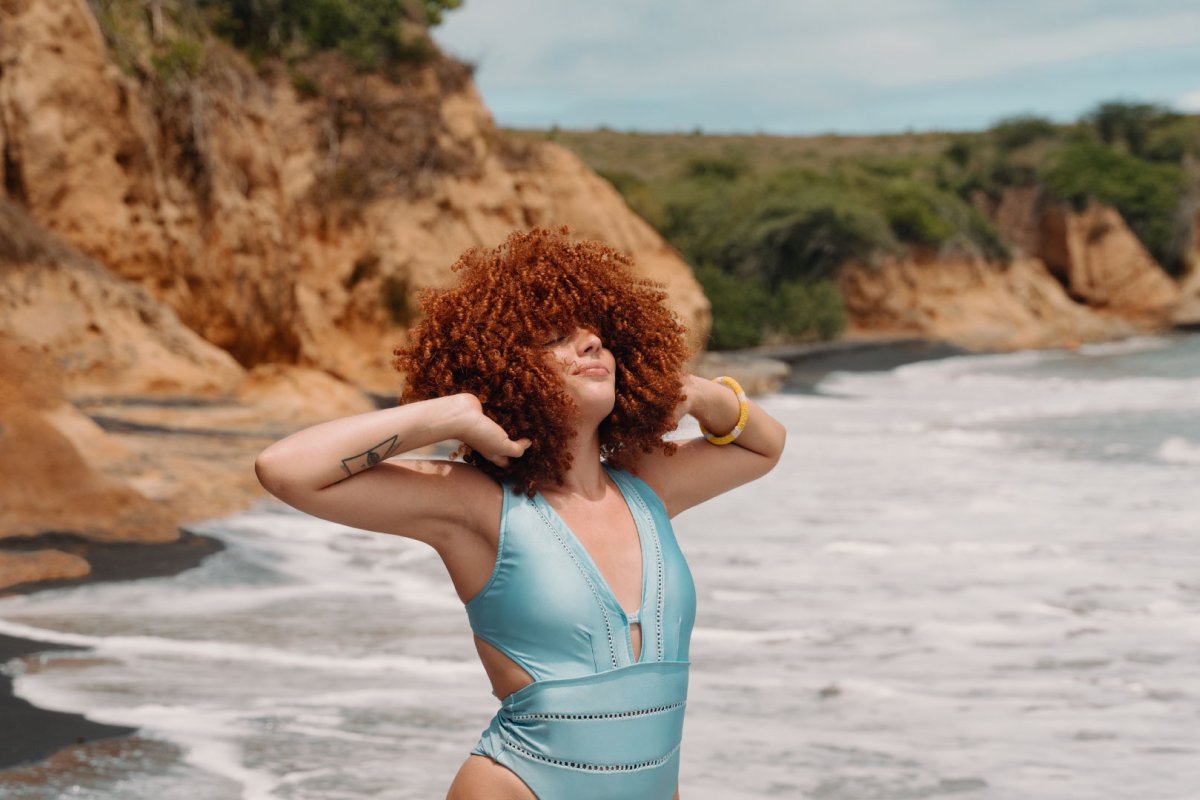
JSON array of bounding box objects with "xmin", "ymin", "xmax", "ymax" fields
[
  {"xmin": 0, "ymin": 335, "xmax": 986, "ymax": 777},
  {"xmin": 756, "ymin": 337, "xmax": 972, "ymax": 393},
  {"xmin": 0, "ymin": 532, "xmax": 224, "ymax": 770}
]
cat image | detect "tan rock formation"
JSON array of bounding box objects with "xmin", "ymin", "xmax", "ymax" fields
[
  {"xmin": 0, "ymin": 340, "xmax": 178, "ymax": 543},
  {"xmin": 0, "ymin": 0, "xmax": 708, "ymax": 396},
  {"xmin": 1171, "ymin": 212, "xmax": 1200, "ymax": 326},
  {"xmin": 986, "ymin": 185, "xmax": 1042, "ymax": 259},
  {"xmin": 839, "ymin": 256, "xmax": 1131, "ymax": 349},
  {"xmin": 0, "ymin": 198, "xmax": 245, "ymax": 398},
  {"xmin": 264, "ymin": 62, "xmax": 710, "ymax": 392},
  {"xmin": 984, "ymin": 188, "xmax": 1180, "ymax": 321},
  {"xmin": 235, "ymin": 364, "xmax": 377, "ymax": 423},
  {"xmin": 1041, "ymin": 203, "xmax": 1180, "ymax": 317},
  {"xmin": 0, "ymin": 0, "xmax": 305, "ymax": 365},
  {"xmin": 0, "ymin": 550, "xmax": 91, "ymax": 591},
  {"xmin": 0, "ymin": 0, "xmax": 707, "ymax": 591}
]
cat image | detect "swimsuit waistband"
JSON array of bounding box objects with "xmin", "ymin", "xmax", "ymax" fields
[{"xmin": 478, "ymin": 661, "xmax": 689, "ymax": 772}]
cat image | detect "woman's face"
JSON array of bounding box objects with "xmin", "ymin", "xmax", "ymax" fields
[{"xmin": 543, "ymin": 326, "xmax": 617, "ymax": 423}]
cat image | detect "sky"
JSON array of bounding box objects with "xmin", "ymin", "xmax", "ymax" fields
[{"xmin": 432, "ymin": 1, "xmax": 1200, "ymax": 136}]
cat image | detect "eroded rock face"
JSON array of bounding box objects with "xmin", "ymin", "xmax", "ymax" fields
[
  {"xmin": 0, "ymin": 0, "xmax": 305, "ymax": 365},
  {"xmin": 0, "ymin": 1, "xmax": 708, "ymax": 591},
  {"xmin": 1169, "ymin": 212, "xmax": 1200, "ymax": 326},
  {"xmin": 875, "ymin": 186, "xmax": 1191, "ymax": 349},
  {"xmin": 0, "ymin": 550, "xmax": 90, "ymax": 592},
  {"xmin": 0, "ymin": 0, "xmax": 708, "ymax": 395},
  {"xmin": 0, "ymin": 199, "xmax": 245, "ymax": 398},
  {"xmin": 1041, "ymin": 203, "xmax": 1180, "ymax": 317},
  {"xmin": 984, "ymin": 188, "xmax": 1181, "ymax": 320},
  {"xmin": 839, "ymin": 256, "xmax": 1133, "ymax": 349},
  {"xmin": 0, "ymin": 341, "xmax": 178, "ymax": 543}
]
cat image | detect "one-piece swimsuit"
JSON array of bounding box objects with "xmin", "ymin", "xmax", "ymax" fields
[{"xmin": 465, "ymin": 465, "xmax": 697, "ymax": 799}]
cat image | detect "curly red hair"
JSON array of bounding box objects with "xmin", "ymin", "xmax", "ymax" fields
[{"xmin": 394, "ymin": 227, "xmax": 692, "ymax": 495}]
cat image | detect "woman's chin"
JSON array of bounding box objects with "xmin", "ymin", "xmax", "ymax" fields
[{"xmin": 569, "ymin": 393, "xmax": 616, "ymax": 429}]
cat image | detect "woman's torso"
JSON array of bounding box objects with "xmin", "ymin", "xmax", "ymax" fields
[{"xmin": 453, "ymin": 465, "xmax": 697, "ymax": 799}]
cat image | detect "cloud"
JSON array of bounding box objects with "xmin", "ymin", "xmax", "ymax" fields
[
  {"xmin": 433, "ymin": 1, "xmax": 1200, "ymax": 132},
  {"xmin": 1179, "ymin": 88, "xmax": 1200, "ymax": 112},
  {"xmin": 806, "ymin": 11, "xmax": 1200, "ymax": 88},
  {"xmin": 439, "ymin": 2, "xmax": 1200, "ymax": 87}
]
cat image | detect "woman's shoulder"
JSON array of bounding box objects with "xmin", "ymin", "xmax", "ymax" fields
[{"xmin": 606, "ymin": 463, "xmax": 669, "ymax": 515}]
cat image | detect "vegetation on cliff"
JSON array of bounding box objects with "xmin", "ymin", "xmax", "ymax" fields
[
  {"xmin": 78, "ymin": 3, "xmax": 1197, "ymax": 354},
  {"xmin": 535, "ymin": 104, "xmax": 1199, "ymax": 349},
  {"xmin": 87, "ymin": 0, "xmax": 475, "ymax": 216},
  {"xmin": 89, "ymin": 0, "xmax": 462, "ymax": 73}
]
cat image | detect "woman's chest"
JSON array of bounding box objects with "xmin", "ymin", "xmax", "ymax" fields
[{"xmin": 550, "ymin": 493, "xmax": 645, "ymax": 613}]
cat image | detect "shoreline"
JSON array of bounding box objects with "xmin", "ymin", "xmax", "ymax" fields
[
  {"xmin": 0, "ymin": 335, "xmax": 956, "ymax": 774},
  {"xmin": 756, "ymin": 336, "xmax": 973, "ymax": 393},
  {"xmin": 1, "ymin": 328, "xmax": 1190, "ymax": 776},
  {"xmin": 715, "ymin": 326, "xmax": 1198, "ymax": 394},
  {"xmin": 0, "ymin": 530, "xmax": 225, "ymax": 771}
]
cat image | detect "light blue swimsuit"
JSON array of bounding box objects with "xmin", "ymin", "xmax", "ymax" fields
[{"xmin": 466, "ymin": 465, "xmax": 697, "ymax": 799}]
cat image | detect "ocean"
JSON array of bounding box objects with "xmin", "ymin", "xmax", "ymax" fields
[{"xmin": 2, "ymin": 333, "xmax": 1198, "ymax": 800}]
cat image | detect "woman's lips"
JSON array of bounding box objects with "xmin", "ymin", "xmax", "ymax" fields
[{"xmin": 572, "ymin": 362, "xmax": 610, "ymax": 376}]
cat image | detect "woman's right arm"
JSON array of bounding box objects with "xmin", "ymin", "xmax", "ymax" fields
[{"xmin": 253, "ymin": 394, "xmax": 530, "ymax": 546}]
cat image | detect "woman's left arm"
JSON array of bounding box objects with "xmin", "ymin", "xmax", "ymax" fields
[{"xmin": 636, "ymin": 374, "xmax": 787, "ymax": 517}]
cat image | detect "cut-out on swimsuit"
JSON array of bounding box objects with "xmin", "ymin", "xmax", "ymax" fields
[{"xmin": 465, "ymin": 465, "xmax": 697, "ymax": 800}]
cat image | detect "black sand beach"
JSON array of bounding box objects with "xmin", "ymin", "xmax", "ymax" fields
[
  {"xmin": 0, "ymin": 531, "xmax": 225, "ymax": 770},
  {"xmin": 0, "ymin": 335, "xmax": 983, "ymax": 776},
  {"xmin": 759, "ymin": 337, "xmax": 972, "ymax": 393}
]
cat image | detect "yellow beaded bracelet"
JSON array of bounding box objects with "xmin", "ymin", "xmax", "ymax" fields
[{"xmin": 700, "ymin": 376, "xmax": 749, "ymax": 445}]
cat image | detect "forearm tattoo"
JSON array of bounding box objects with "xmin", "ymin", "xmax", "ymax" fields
[{"xmin": 339, "ymin": 435, "xmax": 403, "ymax": 477}]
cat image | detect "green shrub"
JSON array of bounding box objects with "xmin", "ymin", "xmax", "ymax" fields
[
  {"xmin": 987, "ymin": 157, "xmax": 1038, "ymax": 187},
  {"xmin": 694, "ymin": 264, "xmax": 769, "ymax": 350},
  {"xmin": 1042, "ymin": 141, "xmax": 1185, "ymax": 272},
  {"xmin": 150, "ymin": 35, "xmax": 207, "ymax": 80},
  {"xmin": 289, "ymin": 67, "xmax": 319, "ymax": 98},
  {"xmin": 770, "ymin": 279, "xmax": 846, "ymax": 341},
  {"xmin": 669, "ymin": 171, "xmax": 900, "ymax": 286},
  {"xmin": 990, "ymin": 114, "xmax": 1057, "ymax": 151},
  {"xmin": 1143, "ymin": 117, "xmax": 1200, "ymax": 162},
  {"xmin": 198, "ymin": 0, "xmax": 459, "ymax": 69},
  {"xmin": 728, "ymin": 197, "xmax": 898, "ymax": 285},
  {"xmin": 683, "ymin": 156, "xmax": 749, "ymax": 181},
  {"xmin": 943, "ymin": 137, "xmax": 975, "ymax": 167},
  {"xmin": 879, "ymin": 178, "xmax": 958, "ymax": 246},
  {"xmin": 1084, "ymin": 101, "xmax": 1173, "ymax": 158}
]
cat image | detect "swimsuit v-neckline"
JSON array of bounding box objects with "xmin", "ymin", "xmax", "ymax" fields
[{"xmin": 533, "ymin": 466, "xmax": 651, "ymax": 622}]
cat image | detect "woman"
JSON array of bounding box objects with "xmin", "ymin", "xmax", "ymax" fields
[{"xmin": 255, "ymin": 228, "xmax": 786, "ymax": 799}]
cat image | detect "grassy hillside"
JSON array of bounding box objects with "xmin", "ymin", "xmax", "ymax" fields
[
  {"xmin": 515, "ymin": 107, "xmax": 1200, "ymax": 349},
  {"xmin": 507, "ymin": 128, "xmax": 960, "ymax": 183}
]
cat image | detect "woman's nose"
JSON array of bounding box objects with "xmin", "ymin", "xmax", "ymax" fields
[{"xmin": 576, "ymin": 327, "xmax": 602, "ymax": 354}]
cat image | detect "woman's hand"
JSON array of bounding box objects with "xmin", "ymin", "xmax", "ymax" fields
[
  {"xmin": 638, "ymin": 373, "xmax": 787, "ymax": 517},
  {"xmin": 670, "ymin": 374, "xmax": 704, "ymax": 426},
  {"xmin": 456, "ymin": 395, "xmax": 532, "ymax": 468},
  {"xmin": 672, "ymin": 374, "xmax": 741, "ymax": 433}
]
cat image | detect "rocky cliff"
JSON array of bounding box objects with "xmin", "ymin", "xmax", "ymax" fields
[
  {"xmin": 840, "ymin": 186, "xmax": 1194, "ymax": 347},
  {"xmin": 0, "ymin": 0, "xmax": 708, "ymax": 589},
  {"xmin": 0, "ymin": 0, "xmax": 709, "ymax": 394},
  {"xmin": 2, "ymin": 0, "xmax": 1196, "ymax": 592}
]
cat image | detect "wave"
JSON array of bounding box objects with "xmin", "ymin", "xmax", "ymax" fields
[
  {"xmin": 691, "ymin": 626, "xmax": 816, "ymax": 644},
  {"xmin": 1156, "ymin": 437, "xmax": 1200, "ymax": 465},
  {"xmin": 1075, "ymin": 336, "xmax": 1174, "ymax": 357},
  {"xmin": 821, "ymin": 367, "xmax": 1200, "ymax": 423},
  {"xmin": 0, "ymin": 618, "xmax": 477, "ymax": 676}
]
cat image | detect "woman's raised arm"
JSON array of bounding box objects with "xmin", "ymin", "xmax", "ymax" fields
[
  {"xmin": 254, "ymin": 393, "xmax": 530, "ymax": 545},
  {"xmin": 636, "ymin": 374, "xmax": 787, "ymax": 517}
]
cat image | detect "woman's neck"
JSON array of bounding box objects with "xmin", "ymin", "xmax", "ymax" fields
[{"xmin": 546, "ymin": 426, "xmax": 607, "ymax": 501}]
